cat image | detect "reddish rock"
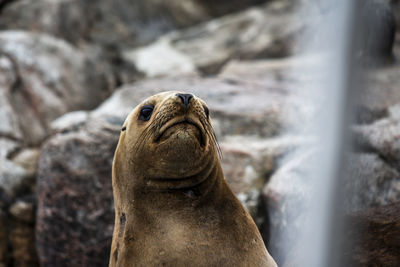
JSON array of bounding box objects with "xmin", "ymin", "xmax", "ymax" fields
[
  {"xmin": 36, "ymin": 117, "xmax": 120, "ymax": 266},
  {"xmin": 343, "ymin": 202, "xmax": 400, "ymax": 267}
]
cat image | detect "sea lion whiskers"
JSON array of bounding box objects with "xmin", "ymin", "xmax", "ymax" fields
[
  {"xmin": 212, "ymin": 129, "xmax": 222, "ymax": 159},
  {"xmin": 200, "ymin": 117, "xmax": 222, "ymax": 159}
]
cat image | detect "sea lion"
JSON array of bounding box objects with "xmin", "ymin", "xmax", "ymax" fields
[{"xmin": 109, "ymin": 91, "xmax": 277, "ymax": 266}]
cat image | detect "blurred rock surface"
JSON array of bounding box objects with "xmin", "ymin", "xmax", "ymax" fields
[
  {"xmin": 343, "ymin": 202, "xmax": 400, "ymax": 267},
  {"xmin": 0, "ymin": 0, "xmax": 269, "ymax": 49},
  {"xmin": 9, "ymin": 199, "xmax": 38, "ymax": 267},
  {"xmin": 0, "ymin": 30, "xmax": 116, "ymax": 267},
  {"xmin": 345, "ymin": 152, "xmax": 400, "ymax": 212},
  {"xmin": 124, "ymin": 0, "xmax": 306, "ymax": 75},
  {"xmin": 0, "ymin": 31, "xmax": 115, "ymax": 145}
]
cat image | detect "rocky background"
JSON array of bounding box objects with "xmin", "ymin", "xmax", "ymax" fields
[{"xmin": 0, "ymin": 0, "xmax": 400, "ymax": 266}]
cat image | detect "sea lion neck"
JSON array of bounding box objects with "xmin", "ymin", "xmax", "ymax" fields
[
  {"xmin": 128, "ymin": 160, "xmax": 223, "ymax": 219},
  {"xmin": 139, "ymin": 153, "xmax": 218, "ymax": 195}
]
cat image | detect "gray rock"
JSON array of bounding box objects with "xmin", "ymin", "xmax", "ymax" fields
[
  {"xmin": 0, "ymin": 56, "xmax": 22, "ymax": 141},
  {"xmin": 0, "ymin": 0, "xmax": 268, "ymax": 50},
  {"xmin": 50, "ymin": 111, "xmax": 89, "ymax": 134},
  {"xmin": 123, "ymin": 0, "xmax": 307, "ymax": 75},
  {"xmin": 0, "ymin": 158, "xmax": 28, "ymax": 197},
  {"xmin": 221, "ymin": 135, "xmax": 309, "ymax": 224},
  {"xmin": 0, "ymin": 31, "xmax": 115, "ymax": 145},
  {"xmin": 0, "ymin": 138, "xmax": 18, "ymax": 159},
  {"xmin": 11, "ymin": 148, "xmax": 39, "ymax": 179},
  {"xmin": 357, "ymin": 65, "xmax": 400, "ymax": 124},
  {"xmin": 123, "ymin": 38, "xmax": 198, "ymax": 77},
  {"xmin": 353, "ymin": 117, "xmax": 400, "ymax": 164},
  {"xmin": 344, "ymin": 153, "xmax": 400, "ymax": 213}
]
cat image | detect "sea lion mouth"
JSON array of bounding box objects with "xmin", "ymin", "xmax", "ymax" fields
[{"xmin": 155, "ymin": 118, "xmax": 205, "ymax": 145}]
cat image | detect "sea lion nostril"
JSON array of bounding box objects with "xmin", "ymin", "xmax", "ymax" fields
[{"xmin": 176, "ymin": 93, "xmax": 193, "ymax": 108}]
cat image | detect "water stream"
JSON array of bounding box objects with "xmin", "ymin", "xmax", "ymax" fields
[{"xmin": 281, "ymin": 0, "xmax": 357, "ymax": 266}]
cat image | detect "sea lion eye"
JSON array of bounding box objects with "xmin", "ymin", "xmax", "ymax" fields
[
  {"xmin": 139, "ymin": 105, "xmax": 154, "ymax": 121},
  {"xmin": 203, "ymin": 106, "xmax": 209, "ymax": 118}
]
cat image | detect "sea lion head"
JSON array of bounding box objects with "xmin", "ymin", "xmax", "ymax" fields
[{"xmin": 113, "ymin": 91, "xmax": 220, "ymax": 190}]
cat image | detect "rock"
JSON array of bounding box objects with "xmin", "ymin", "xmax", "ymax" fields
[
  {"xmin": 220, "ymin": 135, "xmax": 309, "ymax": 224},
  {"xmin": 0, "ymin": 0, "xmax": 269, "ymax": 50},
  {"xmin": 8, "ymin": 198, "xmax": 38, "ymax": 267},
  {"xmin": 0, "ymin": 138, "xmax": 18, "ymax": 159},
  {"xmin": 353, "ymin": 116, "xmax": 400, "ymax": 164},
  {"xmin": 356, "ymin": 0, "xmax": 396, "ymax": 62},
  {"xmin": 344, "ymin": 153, "xmax": 400, "ymax": 213},
  {"xmin": 50, "ymin": 111, "xmax": 89, "ymax": 134},
  {"xmin": 123, "ymin": 0, "xmax": 307, "ymax": 75},
  {"xmin": 0, "ymin": 142, "xmax": 38, "ymax": 199},
  {"xmin": 0, "ymin": 210, "xmax": 8, "ymax": 266},
  {"xmin": 342, "ymin": 202, "xmax": 400, "ymax": 267},
  {"xmin": 219, "ymin": 56, "xmax": 320, "ymax": 85},
  {"xmin": 0, "ymin": 158, "xmax": 29, "ymax": 197},
  {"xmin": 9, "ymin": 219, "xmax": 38, "ymax": 267},
  {"xmin": 0, "ymin": 56, "xmax": 22, "ymax": 141},
  {"xmin": 356, "ymin": 65, "xmax": 400, "ymax": 124},
  {"xmin": 0, "ymin": 30, "xmax": 115, "ymax": 145},
  {"xmin": 36, "ymin": 117, "xmax": 120, "ymax": 267},
  {"xmin": 0, "ymin": 0, "xmax": 271, "ymax": 82},
  {"xmin": 11, "ymin": 148, "xmax": 39, "ymax": 179},
  {"xmin": 123, "ymin": 38, "xmax": 197, "ymax": 77},
  {"xmin": 0, "ymin": 187, "xmax": 11, "ymax": 266},
  {"xmin": 9, "ymin": 200, "xmax": 34, "ymax": 223}
]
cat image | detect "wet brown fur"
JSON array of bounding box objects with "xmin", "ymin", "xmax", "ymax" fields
[{"xmin": 109, "ymin": 91, "xmax": 277, "ymax": 266}]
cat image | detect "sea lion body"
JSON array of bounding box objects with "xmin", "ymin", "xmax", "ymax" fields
[{"xmin": 109, "ymin": 91, "xmax": 276, "ymax": 266}]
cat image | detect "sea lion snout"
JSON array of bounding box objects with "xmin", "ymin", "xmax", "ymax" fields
[{"xmin": 176, "ymin": 93, "xmax": 193, "ymax": 109}]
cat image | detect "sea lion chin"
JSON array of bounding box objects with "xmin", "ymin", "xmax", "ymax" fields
[
  {"xmin": 156, "ymin": 119, "xmax": 204, "ymax": 145},
  {"xmin": 109, "ymin": 91, "xmax": 277, "ymax": 267}
]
